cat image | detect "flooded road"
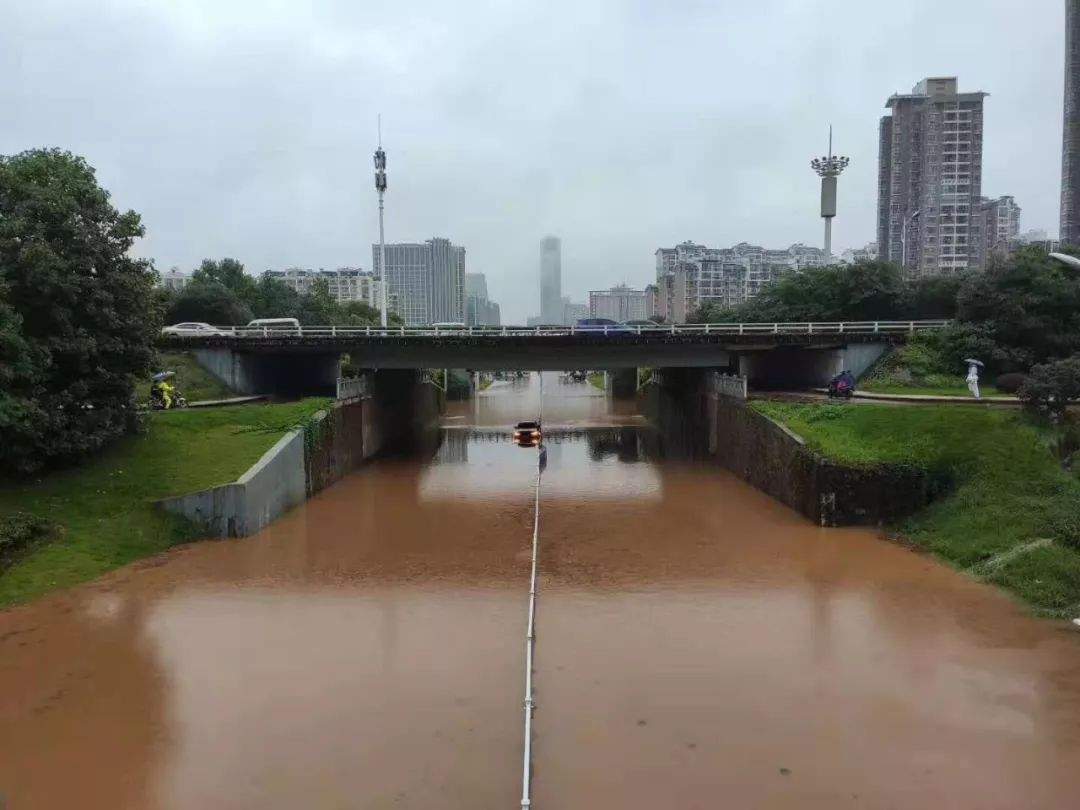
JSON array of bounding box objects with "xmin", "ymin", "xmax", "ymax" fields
[{"xmin": 3, "ymin": 373, "xmax": 1080, "ymax": 808}]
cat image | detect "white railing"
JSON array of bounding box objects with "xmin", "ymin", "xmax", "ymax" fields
[
  {"xmin": 335, "ymin": 376, "xmax": 370, "ymax": 401},
  {"xmin": 204, "ymin": 320, "xmax": 951, "ymax": 339}
]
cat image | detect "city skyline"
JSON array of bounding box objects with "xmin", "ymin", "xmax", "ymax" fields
[{"xmin": 1, "ymin": 0, "xmax": 1069, "ymax": 323}]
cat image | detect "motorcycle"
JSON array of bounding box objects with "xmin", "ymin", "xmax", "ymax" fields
[
  {"xmin": 827, "ymin": 370, "xmax": 856, "ymax": 399},
  {"xmin": 150, "ymin": 372, "xmax": 189, "ymax": 410}
]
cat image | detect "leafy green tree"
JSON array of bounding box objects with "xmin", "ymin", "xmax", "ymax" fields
[
  {"xmin": 295, "ymin": 278, "xmax": 340, "ymax": 325},
  {"xmin": 0, "ymin": 148, "xmax": 160, "ymax": 473},
  {"xmin": 1019, "ymin": 354, "xmax": 1080, "ymax": 418},
  {"xmin": 193, "ymin": 258, "xmax": 255, "ymax": 299},
  {"xmin": 167, "ymin": 280, "xmax": 253, "ymax": 325},
  {"xmin": 250, "ymin": 271, "xmax": 299, "ymax": 319},
  {"xmin": 956, "ymin": 247, "xmax": 1080, "ymax": 371}
]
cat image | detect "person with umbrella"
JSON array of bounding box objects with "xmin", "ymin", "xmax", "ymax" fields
[{"xmin": 964, "ymin": 358, "xmax": 984, "ymax": 400}]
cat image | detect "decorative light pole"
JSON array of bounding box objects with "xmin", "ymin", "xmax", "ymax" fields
[
  {"xmin": 374, "ymin": 116, "xmax": 388, "ymax": 327},
  {"xmin": 810, "ymin": 126, "xmax": 849, "ymax": 260}
]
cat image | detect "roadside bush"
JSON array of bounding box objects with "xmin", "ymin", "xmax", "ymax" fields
[
  {"xmin": 994, "ymin": 372, "xmax": 1029, "ymax": 394},
  {"xmin": 1019, "ymin": 355, "xmax": 1080, "ymax": 418},
  {"xmin": 0, "ymin": 512, "xmax": 55, "ymax": 570}
]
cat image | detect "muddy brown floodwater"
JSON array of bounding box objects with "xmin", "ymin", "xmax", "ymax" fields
[{"xmin": 2, "ymin": 373, "xmax": 1080, "ymax": 809}]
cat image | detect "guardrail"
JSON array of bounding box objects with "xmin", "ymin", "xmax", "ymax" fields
[{"xmin": 178, "ymin": 320, "xmax": 951, "ymax": 339}]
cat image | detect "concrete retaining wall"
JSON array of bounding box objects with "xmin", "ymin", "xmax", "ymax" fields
[
  {"xmin": 644, "ymin": 369, "xmax": 929, "ymax": 526},
  {"xmin": 709, "ymin": 397, "xmax": 928, "ymax": 525},
  {"xmin": 157, "ymin": 371, "xmax": 442, "ymax": 538},
  {"xmin": 157, "ymin": 429, "xmax": 307, "ymax": 537}
]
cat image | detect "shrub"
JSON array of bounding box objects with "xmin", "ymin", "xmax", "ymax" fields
[
  {"xmin": 1019, "ymin": 355, "xmax": 1080, "ymax": 418},
  {"xmin": 0, "ymin": 512, "xmax": 55, "ymax": 569},
  {"xmin": 994, "ymin": 372, "xmax": 1029, "ymax": 394}
]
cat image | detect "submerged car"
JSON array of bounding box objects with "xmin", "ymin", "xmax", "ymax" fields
[{"xmin": 513, "ymin": 421, "xmax": 542, "ymax": 445}]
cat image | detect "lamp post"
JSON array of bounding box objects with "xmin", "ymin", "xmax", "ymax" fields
[
  {"xmin": 1050, "ymin": 251, "xmax": 1080, "ymax": 268},
  {"xmin": 374, "ymin": 116, "xmax": 388, "ymax": 327},
  {"xmin": 901, "ymin": 209, "xmax": 921, "ymax": 271},
  {"xmin": 810, "ymin": 126, "xmax": 850, "ymax": 260}
]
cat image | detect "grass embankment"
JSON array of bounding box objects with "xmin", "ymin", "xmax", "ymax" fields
[
  {"xmin": 859, "ymin": 379, "xmax": 1004, "ymax": 398},
  {"xmin": 0, "ymin": 399, "xmax": 330, "ymax": 608},
  {"xmin": 588, "ymin": 372, "xmax": 605, "ymax": 391},
  {"xmin": 752, "ymin": 401, "xmax": 1080, "ymax": 617},
  {"xmin": 152, "ymin": 350, "xmax": 234, "ymax": 403},
  {"xmin": 859, "ymin": 342, "xmax": 1003, "ymax": 398}
]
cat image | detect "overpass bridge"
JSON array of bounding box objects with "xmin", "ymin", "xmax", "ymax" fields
[{"xmin": 164, "ymin": 321, "xmax": 949, "ymax": 396}]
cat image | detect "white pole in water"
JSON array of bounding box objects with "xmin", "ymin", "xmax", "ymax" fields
[
  {"xmin": 520, "ymin": 372, "xmax": 544, "ymax": 809},
  {"xmin": 374, "ymin": 115, "xmax": 388, "ymax": 328}
]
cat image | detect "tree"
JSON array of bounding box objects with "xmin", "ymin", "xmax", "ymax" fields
[
  {"xmin": 167, "ymin": 280, "xmax": 253, "ymax": 325},
  {"xmin": 696, "ymin": 261, "xmax": 907, "ymax": 324},
  {"xmin": 956, "ymin": 246, "xmax": 1080, "ymax": 371},
  {"xmin": 1019, "ymin": 355, "xmax": 1080, "ymax": 418},
  {"xmin": 295, "ymin": 278, "xmax": 339, "ymax": 325},
  {"xmin": 0, "ymin": 148, "xmax": 160, "ymax": 473},
  {"xmin": 193, "ymin": 258, "xmax": 255, "ymax": 298},
  {"xmin": 250, "ymin": 271, "xmax": 299, "ymax": 319}
]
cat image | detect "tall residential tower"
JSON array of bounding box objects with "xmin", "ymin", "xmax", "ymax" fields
[
  {"xmin": 877, "ymin": 77, "xmax": 987, "ymax": 277},
  {"xmin": 1063, "ymin": 1, "xmax": 1080, "ymax": 245}
]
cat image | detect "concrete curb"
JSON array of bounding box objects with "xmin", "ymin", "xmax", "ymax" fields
[{"xmin": 810, "ymin": 388, "xmax": 1020, "ymax": 405}]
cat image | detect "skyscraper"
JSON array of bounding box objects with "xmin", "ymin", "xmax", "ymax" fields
[
  {"xmin": 539, "ymin": 235, "xmax": 562, "ymax": 323},
  {"xmin": 372, "ymin": 238, "xmax": 466, "ymax": 325},
  {"xmin": 1063, "ymin": 0, "xmax": 1080, "ymax": 246},
  {"xmin": 878, "ymin": 77, "xmax": 987, "ymax": 277}
]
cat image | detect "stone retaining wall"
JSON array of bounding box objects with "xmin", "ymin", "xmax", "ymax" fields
[
  {"xmin": 645, "ymin": 369, "xmax": 929, "ymax": 526},
  {"xmin": 710, "ymin": 396, "xmax": 928, "ymax": 525}
]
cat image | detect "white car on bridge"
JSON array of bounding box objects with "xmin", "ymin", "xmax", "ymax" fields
[{"xmin": 161, "ymin": 322, "xmax": 230, "ymax": 338}]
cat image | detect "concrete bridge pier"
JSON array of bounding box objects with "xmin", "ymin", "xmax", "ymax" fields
[{"xmin": 605, "ymin": 367, "xmax": 639, "ymax": 399}]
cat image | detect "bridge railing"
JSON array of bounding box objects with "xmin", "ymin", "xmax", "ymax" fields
[{"xmin": 212, "ymin": 320, "xmax": 951, "ymax": 339}]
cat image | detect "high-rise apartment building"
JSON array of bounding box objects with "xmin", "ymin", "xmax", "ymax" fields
[
  {"xmin": 1063, "ymin": 1, "xmax": 1080, "ymax": 245},
  {"xmin": 589, "ymin": 285, "xmax": 648, "ymax": 322},
  {"xmin": 539, "ymin": 236, "xmax": 562, "ymax": 323},
  {"xmin": 973, "ymin": 195, "xmax": 1021, "ymax": 268},
  {"xmin": 372, "ymin": 238, "xmax": 466, "ymax": 325},
  {"xmin": 653, "ymin": 241, "xmax": 827, "ymax": 322},
  {"xmin": 878, "ymin": 77, "xmax": 987, "ymax": 277}
]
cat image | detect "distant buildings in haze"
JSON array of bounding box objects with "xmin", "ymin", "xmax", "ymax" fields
[
  {"xmin": 267, "ymin": 267, "xmax": 385, "ymax": 307},
  {"xmin": 161, "ymin": 267, "xmax": 191, "ymax": 291},
  {"xmin": 589, "ymin": 285, "xmax": 648, "ymax": 322},
  {"xmin": 465, "ymin": 272, "xmax": 501, "ymax": 326},
  {"xmin": 651, "ymin": 241, "xmax": 827, "ymax": 323},
  {"xmin": 539, "ymin": 236, "xmax": 562, "ymax": 324}
]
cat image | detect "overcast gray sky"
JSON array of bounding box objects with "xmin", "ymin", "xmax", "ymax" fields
[{"xmin": 2, "ymin": 0, "xmax": 1066, "ymax": 322}]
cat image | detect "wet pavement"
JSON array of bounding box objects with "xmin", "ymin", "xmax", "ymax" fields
[{"xmin": 2, "ymin": 373, "xmax": 1080, "ymax": 808}]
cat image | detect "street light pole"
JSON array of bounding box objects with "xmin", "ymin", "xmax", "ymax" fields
[
  {"xmin": 811, "ymin": 126, "xmax": 850, "ymax": 261},
  {"xmin": 374, "ymin": 116, "xmax": 388, "ymax": 328}
]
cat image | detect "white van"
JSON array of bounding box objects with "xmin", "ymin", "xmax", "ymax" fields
[{"xmin": 246, "ymin": 317, "xmax": 301, "ymax": 334}]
